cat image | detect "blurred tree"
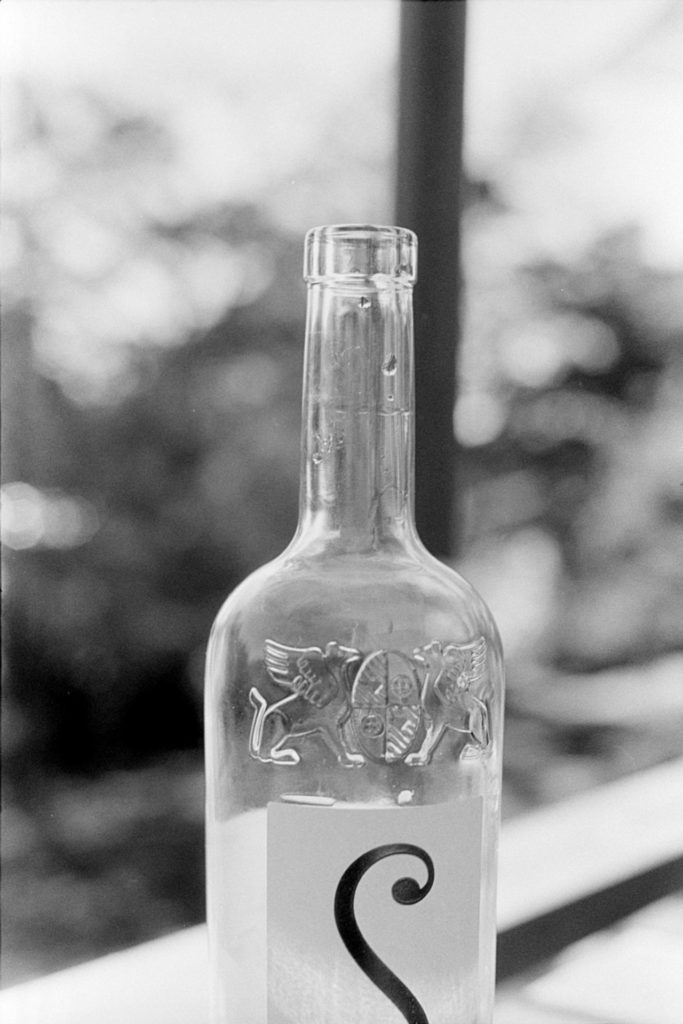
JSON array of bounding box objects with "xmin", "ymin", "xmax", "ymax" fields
[
  {"xmin": 457, "ymin": 197, "xmax": 683, "ymax": 671},
  {"xmin": 2, "ymin": 84, "xmax": 305, "ymax": 776}
]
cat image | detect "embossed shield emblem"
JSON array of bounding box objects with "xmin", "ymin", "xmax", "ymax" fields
[{"xmin": 350, "ymin": 650, "xmax": 422, "ymax": 763}]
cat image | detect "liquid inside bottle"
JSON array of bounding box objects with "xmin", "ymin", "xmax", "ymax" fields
[{"xmin": 205, "ymin": 224, "xmax": 505, "ymax": 1024}]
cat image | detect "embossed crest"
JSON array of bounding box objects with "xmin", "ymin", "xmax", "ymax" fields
[
  {"xmin": 249, "ymin": 637, "xmax": 490, "ymax": 767},
  {"xmin": 349, "ymin": 650, "xmax": 422, "ymax": 763}
]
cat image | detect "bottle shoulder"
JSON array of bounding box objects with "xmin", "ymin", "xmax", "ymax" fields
[{"xmin": 209, "ymin": 543, "xmax": 501, "ymax": 657}]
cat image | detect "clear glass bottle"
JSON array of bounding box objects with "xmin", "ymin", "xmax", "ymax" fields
[{"xmin": 205, "ymin": 225, "xmax": 504, "ymax": 1024}]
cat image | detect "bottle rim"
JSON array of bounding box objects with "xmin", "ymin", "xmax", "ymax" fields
[{"xmin": 304, "ymin": 223, "xmax": 417, "ymax": 284}]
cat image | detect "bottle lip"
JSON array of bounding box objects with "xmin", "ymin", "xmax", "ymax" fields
[{"xmin": 304, "ymin": 223, "xmax": 417, "ymax": 284}]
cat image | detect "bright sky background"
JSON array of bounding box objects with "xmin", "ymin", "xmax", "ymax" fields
[{"xmin": 2, "ymin": 0, "xmax": 681, "ymax": 264}]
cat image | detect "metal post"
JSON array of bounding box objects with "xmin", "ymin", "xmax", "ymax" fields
[{"xmin": 395, "ymin": 0, "xmax": 467, "ymax": 559}]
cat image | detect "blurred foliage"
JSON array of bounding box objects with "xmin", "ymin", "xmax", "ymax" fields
[
  {"xmin": 3, "ymin": 84, "xmax": 306, "ymax": 776},
  {"xmin": 457, "ymin": 207, "xmax": 683, "ymax": 670},
  {"xmin": 1, "ymin": 755, "xmax": 204, "ymax": 983},
  {"xmin": 458, "ymin": 203, "xmax": 683, "ymax": 664}
]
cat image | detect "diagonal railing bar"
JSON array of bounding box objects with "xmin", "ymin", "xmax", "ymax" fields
[{"xmin": 496, "ymin": 757, "xmax": 683, "ymax": 980}]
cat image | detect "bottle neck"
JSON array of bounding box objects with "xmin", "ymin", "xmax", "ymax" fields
[{"xmin": 295, "ymin": 279, "xmax": 418, "ymax": 554}]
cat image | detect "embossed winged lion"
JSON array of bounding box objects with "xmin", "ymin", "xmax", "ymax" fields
[
  {"xmin": 406, "ymin": 638, "xmax": 490, "ymax": 765},
  {"xmin": 249, "ymin": 640, "xmax": 364, "ymax": 766}
]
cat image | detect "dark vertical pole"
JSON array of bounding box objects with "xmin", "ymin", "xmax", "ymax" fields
[{"xmin": 395, "ymin": 0, "xmax": 467, "ymax": 559}]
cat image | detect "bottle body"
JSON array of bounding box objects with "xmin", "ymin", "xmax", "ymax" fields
[{"xmin": 205, "ymin": 226, "xmax": 504, "ymax": 1024}]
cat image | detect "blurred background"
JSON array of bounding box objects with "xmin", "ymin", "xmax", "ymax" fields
[{"xmin": 1, "ymin": 0, "xmax": 682, "ymax": 988}]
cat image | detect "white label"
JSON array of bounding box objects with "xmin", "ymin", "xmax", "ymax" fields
[{"xmin": 267, "ymin": 799, "xmax": 483, "ymax": 1024}]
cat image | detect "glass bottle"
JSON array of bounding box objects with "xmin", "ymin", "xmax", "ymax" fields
[{"xmin": 205, "ymin": 224, "xmax": 504, "ymax": 1024}]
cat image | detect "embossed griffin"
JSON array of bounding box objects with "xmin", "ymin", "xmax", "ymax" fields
[
  {"xmin": 405, "ymin": 638, "xmax": 490, "ymax": 765},
  {"xmin": 249, "ymin": 640, "xmax": 364, "ymax": 765}
]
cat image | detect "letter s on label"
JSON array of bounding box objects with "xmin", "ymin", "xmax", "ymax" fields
[{"xmin": 334, "ymin": 844, "xmax": 434, "ymax": 1024}]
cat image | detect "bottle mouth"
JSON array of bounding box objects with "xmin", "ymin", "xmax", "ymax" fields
[{"xmin": 304, "ymin": 224, "xmax": 417, "ymax": 284}]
